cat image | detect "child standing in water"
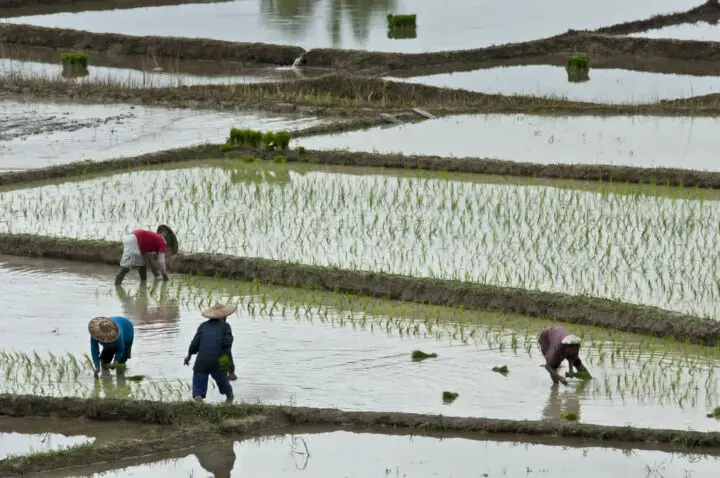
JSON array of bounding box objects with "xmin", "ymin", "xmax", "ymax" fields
[{"xmin": 184, "ymin": 303, "xmax": 236, "ymax": 402}]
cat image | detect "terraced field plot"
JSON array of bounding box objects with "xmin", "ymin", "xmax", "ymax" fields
[
  {"xmin": 296, "ymin": 114, "xmax": 720, "ymax": 170},
  {"xmin": 389, "ymin": 65, "xmax": 720, "ymax": 103},
  {"xmin": 35, "ymin": 430, "xmax": 720, "ymax": 478},
  {"xmin": 2, "ymin": 161, "xmax": 720, "ymax": 317},
  {"xmin": 0, "ymin": 255, "xmax": 719, "ymax": 431},
  {"xmin": 0, "ymin": 101, "xmax": 326, "ymax": 170},
  {"xmin": 1, "ymin": 0, "xmax": 699, "ymax": 52}
]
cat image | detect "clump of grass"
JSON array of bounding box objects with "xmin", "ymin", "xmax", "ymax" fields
[
  {"xmin": 296, "ymin": 146, "xmax": 306, "ymax": 155},
  {"xmin": 227, "ymin": 128, "xmax": 263, "ymax": 148},
  {"xmin": 706, "ymin": 406, "xmax": 720, "ymax": 418},
  {"xmin": 561, "ymin": 411, "xmax": 579, "ymax": 421},
  {"xmin": 225, "ymin": 129, "xmax": 292, "ymax": 151},
  {"xmin": 126, "ymin": 375, "xmax": 145, "ymax": 382},
  {"xmin": 273, "ymin": 155, "xmax": 287, "ymax": 164},
  {"xmin": 566, "ymin": 55, "xmax": 589, "ymax": 83},
  {"xmin": 241, "ymin": 155, "xmax": 259, "ymax": 163},
  {"xmin": 572, "ymin": 370, "xmax": 593, "ymax": 380},
  {"xmin": 219, "ymin": 354, "xmax": 231, "ymax": 372},
  {"xmin": 492, "ymin": 365, "xmax": 509, "ymax": 376},
  {"xmin": 387, "ymin": 13, "xmax": 417, "ymax": 29},
  {"xmin": 411, "ymin": 350, "xmax": 437, "ymax": 361},
  {"xmin": 388, "ymin": 29, "xmax": 417, "ymax": 40},
  {"xmin": 442, "ymin": 391, "xmax": 458, "ymax": 403},
  {"xmin": 60, "ymin": 52, "xmax": 89, "ymax": 69}
]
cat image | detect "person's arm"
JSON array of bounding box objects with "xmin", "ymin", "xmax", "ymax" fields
[
  {"xmin": 544, "ymin": 348, "xmax": 567, "ymax": 385},
  {"xmin": 90, "ymin": 337, "xmax": 100, "ymax": 371},
  {"xmin": 156, "ymin": 252, "xmax": 169, "ymax": 280},
  {"xmin": 188, "ymin": 326, "xmax": 202, "ymax": 356}
]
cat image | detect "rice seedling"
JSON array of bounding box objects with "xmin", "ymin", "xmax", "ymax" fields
[
  {"xmin": 566, "ymin": 55, "xmax": 590, "ymax": 83},
  {"xmin": 387, "ymin": 13, "xmax": 417, "ymax": 29},
  {"xmin": 5, "ymin": 162, "xmax": 720, "ymax": 318},
  {"xmin": 411, "ymin": 350, "xmax": 437, "ymax": 361},
  {"xmin": 442, "ymin": 391, "xmax": 458, "ymax": 403},
  {"xmin": 492, "ymin": 365, "xmax": 509, "ymax": 376},
  {"xmin": 561, "ymin": 411, "xmax": 579, "ymax": 421},
  {"xmin": 706, "ymin": 406, "xmax": 720, "ymax": 418},
  {"xmin": 223, "ymin": 128, "xmax": 292, "ymax": 151},
  {"xmin": 59, "ymin": 52, "xmax": 89, "ymax": 79}
]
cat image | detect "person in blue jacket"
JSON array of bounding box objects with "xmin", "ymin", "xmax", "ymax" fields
[
  {"xmin": 88, "ymin": 316, "xmax": 135, "ymax": 378},
  {"xmin": 184, "ymin": 303, "xmax": 235, "ymax": 403}
]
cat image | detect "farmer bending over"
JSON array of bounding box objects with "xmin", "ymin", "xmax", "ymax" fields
[
  {"xmin": 114, "ymin": 225, "xmax": 178, "ymax": 286},
  {"xmin": 89, "ymin": 316, "xmax": 135, "ymax": 378},
  {"xmin": 538, "ymin": 326, "xmax": 589, "ymax": 385},
  {"xmin": 184, "ymin": 303, "xmax": 236, "ymax": 403}
]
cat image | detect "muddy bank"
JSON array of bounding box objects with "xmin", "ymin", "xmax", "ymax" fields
[
  {"xmin": 5, "ymin": 139, "xmax": 720, "ymax": 193},
  {"xmin": 7, "ymin": 74, "xmax": 720, "ymax": 116},
  {"xmin": 0, "ymin": 0, "xmax": 223, "ymax": 18},
  {"xmin": 0, "ymin": 22, "xmax": 303, "ymax": 67},
  {"xmin": 594, "ymin": 0, "xmax": 720, "ymax": 35},
  {"xmin": 0, "ymin": 233, "xmax": 717, "ymax": 345}
]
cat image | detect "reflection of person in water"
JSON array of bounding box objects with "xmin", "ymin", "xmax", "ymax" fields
[
  {"xmin": 194, "ymin": 441, "xmax": 236, "ymax": 478},
  {"xmin": 542, "ymin": 383, "xmax": 581, "ymax": 421},
  {"xmin": 91, "ymin": 369, "xmax": 130, "ymax": 399},
  {"xmin": 115, "ymin": 281, "xmax": 181, "ymax": 325}
]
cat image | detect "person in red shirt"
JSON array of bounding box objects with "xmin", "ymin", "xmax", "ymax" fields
[
  {"xmin": 538, "ymin": 326, "xmax": 590, "ymax": 385},
  {"xmin": 114, "ymin": 225, "xmax": 178, "ymax": 286}
]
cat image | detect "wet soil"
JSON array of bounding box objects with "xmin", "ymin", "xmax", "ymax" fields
[
  {"xmin": 0, "ymin": 0, "xmax": 217, "ymax": 18},
  {"xmin": 594, "ymin": 0, "xmax": 720, "ymax": 35}
]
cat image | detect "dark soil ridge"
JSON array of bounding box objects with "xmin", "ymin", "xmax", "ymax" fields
[
  {"xmin": 4, "ymin": 139, "xmax": 720, "ymax": 193},
  {"xmin": 6, "ymin": 17, "xmax": 720, "ymax": 76},
  {"xmin": 0, "ymin": 0, "xmax": 218, "ymax": 18},
  {"xmin": 594, "ymin": 0, "xmax": 720, "ymax": 35},
  {"xmin": 0, "ymin": 234, "xmax": 717, "ymax": 345},
  {"xmin": 2, "ymin": 395, "xmax": 720, "ymax": 476},
  {"xmin": 6, "ymin": 74, "xmax": 720, "ymax": 116}
]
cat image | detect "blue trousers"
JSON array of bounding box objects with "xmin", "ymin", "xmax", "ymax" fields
[{"xmin": 192, "ymin": 370, "xmax": 233, "ymax": 399}]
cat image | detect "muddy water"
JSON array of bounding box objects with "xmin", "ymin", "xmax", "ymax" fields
[
  {"xmin": 388, "ymin": 65, "xmax": 720, "ymax": 103},
  {"xmin": 0, "ymin": 416, "xmax": 160, "ymax": 459},
  {"xmin": 1, "ymin": 255, "xmax": 720, "ymax": 431},
  {"xmin": 38, "ymin": 431, "xmax": 720, "ymax": 477},
  {"xmin": 0, "ymin": 58, "xmax": 326, "ymax": 88},
  {"xmin": 295, "ymin": 113, "xmax": 720, "ymax": 171},
  {"xmin": 3, "ymin": 160, "xmax": 720, "ymax": 317},
  {"xmin": 1, "ymin": 0, "xmax": 699, "ymax": 53},
  {"xmin": 0, "ymin": 100, "xmax": 327, "ymax": 170},
  {"xmin": 631, "ymin": 22, "xmax": 720, "ymax": 41}
]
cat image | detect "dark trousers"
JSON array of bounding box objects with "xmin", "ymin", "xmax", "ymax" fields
[
  {"xmin": 192, "ymin": 370, "xmax": 233, "ymax": 399},
  {"xmin": 100, "ymin": 341, "xmax": 133, "ymax": 365}
]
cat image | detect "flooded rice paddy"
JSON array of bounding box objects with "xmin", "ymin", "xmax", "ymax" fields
[
  {"xmin": 388, "ymin": 65, "xmax": 720, "ymax": 103},
  {"xmin": 0, "ymin": 100, "xmax": 326, "ymax": 170},
  {"xmin": 1, "ymin": 0, "xmax": 699, "ymax": 53},
  {"xmin": 1, "ymin": 255, "xmax": 720, "ymax": 431},
  {"xmin": 0, "ymin": 57, "xmax": 323, "ymax": 88},
  {"xmin": 0, "ymin": 416, "xmax": 160, "ymax": 459},
  {"xmin": 296, "ymin": 113, "xmax": 720, "ymax": 171},
  {"xmin": 2, "ymin": 161, "xmax": 720, "ymax": 317},
  {"xmin": 36, "ymin": 431, "xmax": 720, "ymax": 477}
]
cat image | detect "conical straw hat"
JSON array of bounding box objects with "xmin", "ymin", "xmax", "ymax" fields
[
  {"xmin": 156, "ymin": 224, "xmax": 179, "ymax": 255},
  {"xmin": 88, "ymin": 316, "xmax": 119, "ymax": 343},
  {"xmin": 201, "ymin": 303, "xmax": 237, "ymax": 319}
]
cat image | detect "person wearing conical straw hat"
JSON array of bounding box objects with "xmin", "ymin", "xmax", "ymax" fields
[
  {"xmin": 114, "ymin": 225, "xmax": 179, "ymax": 286},
  {"xmin": 538, "ymin": 326, "xmax": 590, "ymax": 385},
  {"xmin": 88, "ymin": 316, "xmax": 135, "ymax": 378},
  {"xmin": 183, "ymin": 303, "xmax": 236, "ymax": 403}
]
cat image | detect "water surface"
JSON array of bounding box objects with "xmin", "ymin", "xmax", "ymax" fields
[
  {"xmin": 39, "ymin": 431, "xmax": 720, "ymax": 477},
  {"xmin": 295, "ymin": 113, "xmax": 720, "ymax": 171},
  {"xmin": 0, "ymin": 100, "xmax": 326, "ymax": 170},
  {"xmin": 389, "ymin": 65, "xmax": 720, "ymax": 103},
  {"xmin": 1, "ymin": 0, "xmax": 701, "ymax": 53},
  {"xmin": 631, "ymin": 22, "xmax": 720, "ymax": 41},
  {"xmin": 0, "ymin": 255, "xmax": 719, "ymax": 431}
]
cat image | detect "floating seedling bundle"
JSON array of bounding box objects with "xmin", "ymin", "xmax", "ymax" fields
[
  {"xmin": 566, "ymin": 55, "xmax": 590, "ymax": 83},
  {"xmin": 387, "ymin": 13, "xmax": 417, "ymax": 39},
  {"xmin": 60, "ymin": 52, "xmax": 90, "ymax": 78}
]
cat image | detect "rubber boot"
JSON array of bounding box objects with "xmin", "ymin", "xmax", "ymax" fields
[{"xmin": 114, "ymin": 267, "xmax": 130, "ymax": 286}]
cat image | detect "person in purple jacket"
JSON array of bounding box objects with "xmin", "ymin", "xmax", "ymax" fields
[{"xmin": 538, "ymin": 326, "xmax": 589, "ymax": 385}]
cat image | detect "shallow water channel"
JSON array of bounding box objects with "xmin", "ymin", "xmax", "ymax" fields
[
  {"xmin": 36, "ymin": 430, "xmax": 720, "ymax": 477},
  {"xmin": 0, "ymin": 416, "xmax": 160, "ymax": 459},
  {"xmin": 388, "ymin": 65, "xmax": 720, "ymax": 103},
  {"xmin": 2, "ymin": 161, "xmax": 720, "ymax": 317},
  {"xmin": 1, "ymin": 0, "xmax": 699, "ymax": 53},
  {"xmin": 0, "ymin": 254, "xmax": 719, "ymax": 432},
  {"xmin": 0, "ymin": 100, "xmax": 326, "ymax": 170},
  {"xmin": 295, "ymin": 113, "xmax": 720, "ymax": 171}
]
